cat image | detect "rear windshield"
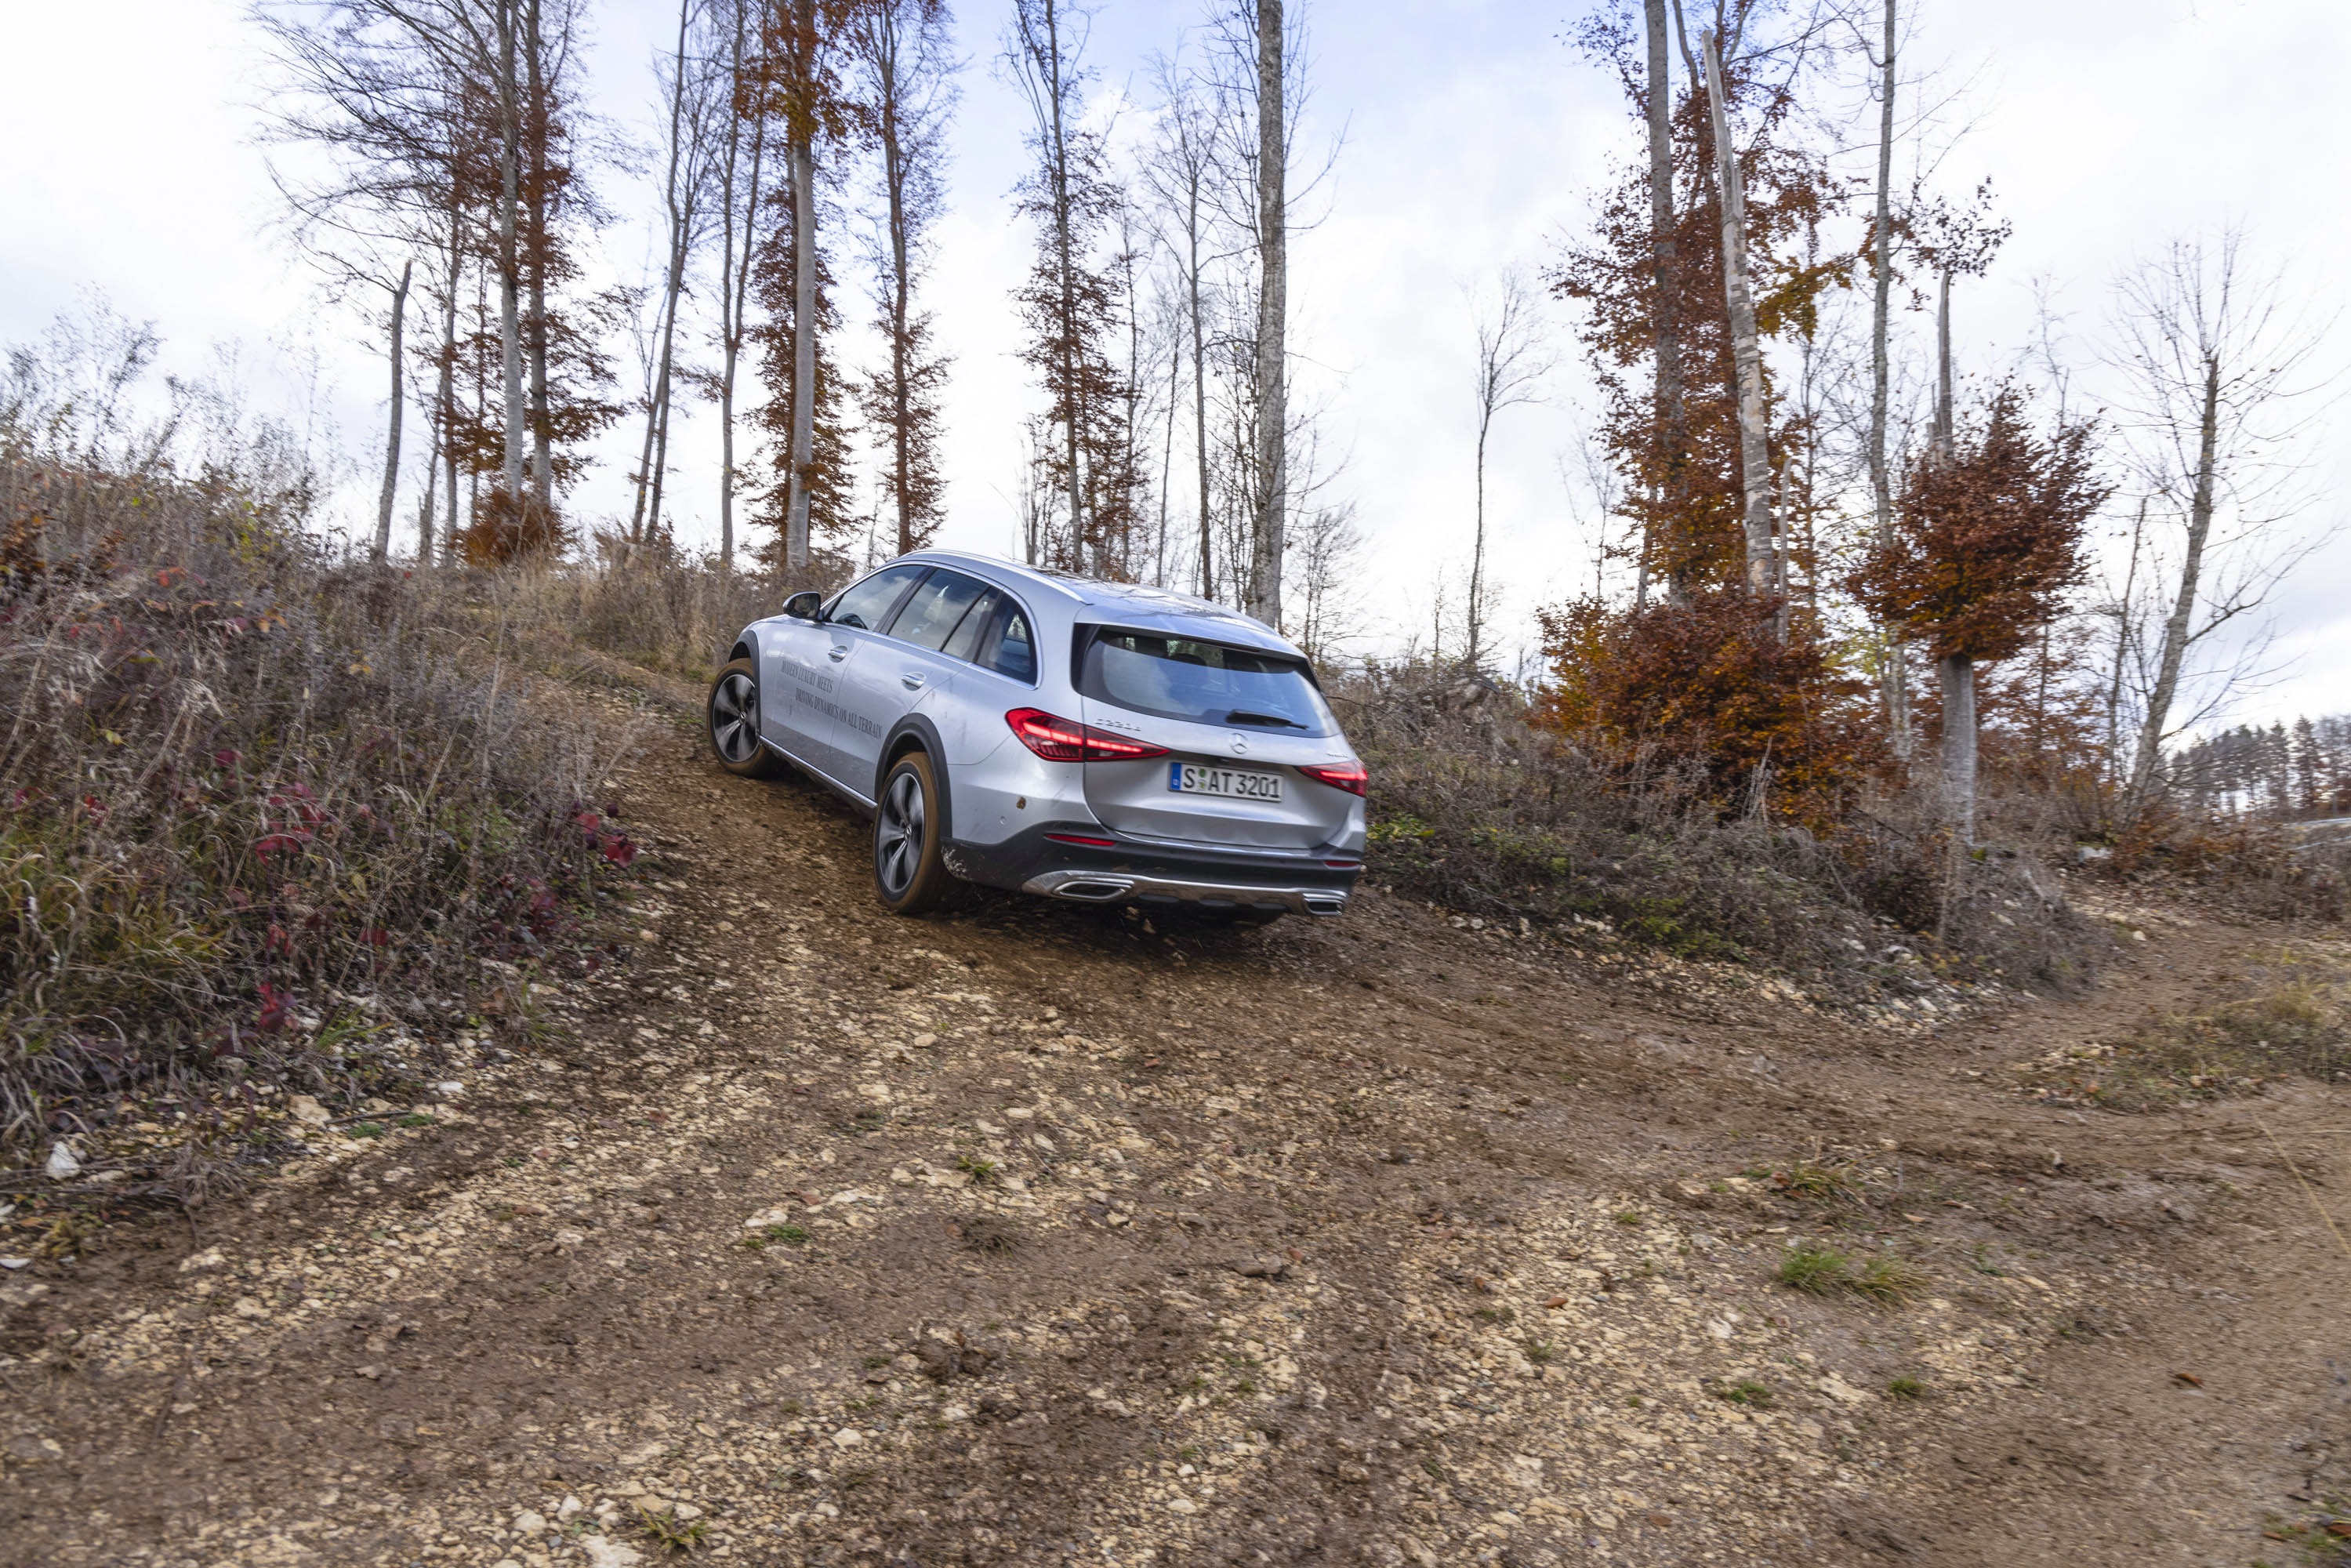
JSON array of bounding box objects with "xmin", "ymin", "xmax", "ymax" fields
[{"xmin": 1079, "ymin": 630, "xmax": 1336, "ymax": 737}]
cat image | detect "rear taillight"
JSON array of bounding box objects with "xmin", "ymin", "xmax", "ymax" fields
[
  {"xmin": 1298, "ymin": 761, "xmax": 1368, "ymax": 797},
  {"xmin": 1004, "ymin": 708, "xmax": 1170, "ymax": 762}
]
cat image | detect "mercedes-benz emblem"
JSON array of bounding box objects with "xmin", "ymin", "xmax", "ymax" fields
[{"xmin": 1228, "ymin": 731, "xmax": 1250, "ymax": 755}]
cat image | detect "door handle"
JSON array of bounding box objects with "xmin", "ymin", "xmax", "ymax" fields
[
  {"xmin": 901, "ymin": 671, "xmax": 927, "ymax": 690},
  {"xmin": 827, "ymin": 645, "xmax": 849, "ymax": 662}
]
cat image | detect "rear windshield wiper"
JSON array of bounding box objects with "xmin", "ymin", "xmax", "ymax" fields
[{"xmin": 1225, "ymin": 710, "xmax": 1306, "ymax": 729}]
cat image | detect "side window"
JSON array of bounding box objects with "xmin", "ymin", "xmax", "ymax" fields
[
  {"xmin": 825, "ymin": 564, "xmax": 927, "ymax": 631},
  {"xmin": 890, "ymin": 571, "xmax": 992, "ymax": 652},
  {"xmin": 940, "ymin": 589, "xmax": 1000, "ymax": 663},
  {"xmin": 978, "ymin": 603, "xmax": 1037, "ymax": 682}
]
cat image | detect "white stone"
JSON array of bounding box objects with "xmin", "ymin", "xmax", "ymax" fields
[
  {"xmin": 286, "ymin": 1096, "xmax": 332, "ymax": 1127},
  {"xmin": 512, "ymin": 1511, "xmax": 549, "ymax": 1535},
  {"xmin": 45, "ymin": 1142, "xmax": 81, "ymax": 1180},
  {"xmin": 831, "ymin": 1428, "xmax": 864, "ymax": 1448},
  {"xmin": 581, "ymin": 1537, "xmax": 646, "ymax": 1568}
]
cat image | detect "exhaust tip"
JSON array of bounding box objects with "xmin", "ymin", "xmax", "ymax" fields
[
  {"xmin": 1054, "ymin": 880, "xmax": 1131, "ymax": 902},
  {"xmin": 1303, "ymin": 896, "xmax": 1347, "ymax": 916}
]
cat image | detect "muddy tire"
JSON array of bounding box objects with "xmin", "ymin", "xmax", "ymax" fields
[
  {"xmin": 875, "ymin": 750, "xmax": 957, "ymax": 915},
  {"xmin": 707, "ymin": 658, "xmax": 785, "ymax": 779}
]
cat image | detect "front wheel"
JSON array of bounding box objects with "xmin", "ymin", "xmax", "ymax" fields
[
  {"xmin": 874, "ymin": 751, "xmax": 958, "ymax": 915},
  {"xmin": 707, "ymin": 658, "xmax": 784, "ymax": 778}
]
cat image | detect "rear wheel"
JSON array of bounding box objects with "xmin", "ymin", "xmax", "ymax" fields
[
  {"xmin": 707, "ymin": 658, "xmax": 783, "ymax": 778},
  {"xmin": 874, "ymin": 751, "xmax": 957, "ymax": 915}
]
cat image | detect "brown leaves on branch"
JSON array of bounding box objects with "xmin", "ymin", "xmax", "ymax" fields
[{"xmin": 1849, "ymin": 387, "xmax": 2108, "ymax": 665}]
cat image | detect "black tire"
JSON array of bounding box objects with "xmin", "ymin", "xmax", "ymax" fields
[
  {"xmin": 707, "ymin": 657, "xmax": 785, "ymax": 778},
  {"xmin": 874, "ymin": 751, "xmax": 958, "ymax": 915}
]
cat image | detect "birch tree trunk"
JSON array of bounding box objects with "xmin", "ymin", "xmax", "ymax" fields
[
  {"xmin": 524, "ymin": 0, "xmax": 552, "ymax": 510},
  {"xmin": 785, "ymin": 0, "xmax": 820, "ymax": 572},
  {"xmin": 2128, "ymin": 355, "xmax": 2223, "ymax": 802},
  {"xmin": 1245, "ymin": 0, "xmax": 1287, "ymax": 630},
  {"xmin": 1699, "ymin": 28, "xmax": 1772, "ymax": 602},
  {"xmin": 372, "ymin": 260, "xmax": 412, "ymax": 564},
  {"xmin": 1867, "ymin": 0, "xmax": 1910, "ymax": 759},
  {"xmin": 1641, "ymin": 0, "xmax": 1680, "ymax": 599},
  {"xmin": 495, "ymin": 0, "xmax": 525, "ymax": 499}
]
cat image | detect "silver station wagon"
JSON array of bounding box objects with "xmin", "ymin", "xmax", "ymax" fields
[{"xmin": 706, "ymin": 551, "xmax": 1368, "ymax": 920}]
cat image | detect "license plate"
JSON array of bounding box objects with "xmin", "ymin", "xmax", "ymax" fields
[{"xmin": 1168, "ymin": 762, "xmax": 1283, "ymax": 801}]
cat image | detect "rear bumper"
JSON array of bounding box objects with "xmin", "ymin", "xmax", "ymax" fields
[{"xmin": 943, "ymin": 822, "xmax": 1361, "ymax": 917}]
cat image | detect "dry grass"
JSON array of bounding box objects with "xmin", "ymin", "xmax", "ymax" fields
[
  {"xmin": 2027, "ymin": 945, "xmax": 2351, "ymax": 1110},
  {"xmin": 1, "ymin": 459, "xmax": 641, "ymax": 1182},
  {"xmin": 1336, "ymin": 660, "xmax": 2106, "ymax": 996}
]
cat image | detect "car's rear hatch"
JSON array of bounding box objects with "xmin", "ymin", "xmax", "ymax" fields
[{"xmin": 1073, "ymin": 625, "xmax": 1359, "ymax": 852}]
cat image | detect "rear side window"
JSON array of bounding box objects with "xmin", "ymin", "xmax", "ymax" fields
[
  {"xmin": 941, "ymin": 589, "xmax": 1000, "ymax": 663},
  {"xmin": 976, "ymin": 602, "xmax": 1037, "ymax": 682},
  {"xmin": 891, "ymin": 570, "xmax": 991, "ymax": 652},
  {"xmin": 825, "ymin": 564, "xmax": 926, "ymax": 631},
  {"xmin": 1079, "ymin": 630, "xmax": 1335, "ymax": 735}
]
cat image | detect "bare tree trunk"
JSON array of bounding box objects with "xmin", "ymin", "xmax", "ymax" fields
[
  {"xmin": 1038, "ymin": 0, "xmax": 1087, "ymax": 565},
  {"xmin": 631, "ymin": 0, "xmax": 696, "ymax": 555},
  {"xmin": 2129, "ymin": 355, "xmax": 2222, "ymax": 802},
  {"xmin": 876, "ymin": 18, "xmax": 916, "ymax": 557},
  {"xmin": 524, "ymin": 0, "xmax": 552, "ymax": 510},
  {"xmin": 717, "ymin": 1, "xmax": 766, "ymax": 581},
  {"xmin": 1158, "ymin": 310, "xmax": 1179, "ymax": 588},
  {"xmin": 372, "ymin": 260, "xmax": 412, "ymax": 564},
  {"xmin": 1867, "ymin": 0, "xmax": 1910, "ymax": 758},
  {"xmin": 495, "ymin": 0, "xmax": 525, "ymax": 499},
  {"xmin": 441, "ymin": 249, "xmax": 463, "ymax": 564},
  {"xmin": 2104, "ymin": 495, "xmax": 2146, "ymax": 794},
  {"xmin": 1932, "ymin": 267, "xmax": 1955, "ymax": 460},
  {"xmin": 785, "ymin": 0, "xmax": 818, "ymax": 572},
  {"xmin": 1246, "ymin": 0, "xmax": 1286, "ymax": 630},
  {"xmin": 1698, "ymin": 27, "xmax": 1772, "ymax": 602},
  {"xmin": 1641, "ymin": 0, "xmax": 1680, "ymax": 601},
  {"xmin": 1468, "ymin": 418, "xmax": 1489, "ymax": 666},
  {"xmin": 1940, "ymin": 652, "xmax": 1976, "ymax": 842},
  {"xmin": 1189, "ymin": 199, "xmax": 1211, "ymax": 601},
  {"xmin": 430, "ymin": 231, "xmax": 459, "ymax": 566}
]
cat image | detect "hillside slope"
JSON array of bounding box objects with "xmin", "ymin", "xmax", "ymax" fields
[{"xmin": 2, "ymin": 671, "xmax": 2346, "ymax": 1568}]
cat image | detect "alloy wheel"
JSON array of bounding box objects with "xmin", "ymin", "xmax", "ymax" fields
[
  {"xmin": 711, "ymin": 670, "xmax": 760, "ymax": 764},
  {"xmin": 877, "ymin": 768, "xmax": 926, "ymax": 897}
]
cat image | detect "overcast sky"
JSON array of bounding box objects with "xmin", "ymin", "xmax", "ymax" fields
[{"xmin": 4, "ymin": 0, "xmax": 2345, "ymax": 728}]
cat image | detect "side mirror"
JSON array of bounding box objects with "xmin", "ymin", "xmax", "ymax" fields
[{"xmin": 782, "ymin": 590, "xmax": 822, "ymax": 621}]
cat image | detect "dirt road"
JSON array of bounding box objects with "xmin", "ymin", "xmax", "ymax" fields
[{"xmin": 5, "ymin": 678, "xmax": 2347, "ymax": 1568}]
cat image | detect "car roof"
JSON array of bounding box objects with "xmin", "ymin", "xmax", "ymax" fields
[{"xmin": 899, "ymin": 550, "xmax": 1299, "ymax": 656}]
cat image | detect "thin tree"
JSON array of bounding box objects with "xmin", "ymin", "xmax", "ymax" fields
[
  {"xmin": 711, "ymin": 0, "xmax": 770, "ymax": 577},
  {"xmin": 1466, "ymin": 270, "xmax": 1552, "ymax": 668},
  {"xmin": 1141, "ymin": 52, "xmax": 1219, "ymax": 599},
  {"xmin": 1639, "ymin": 0, "xmax": 1682, "ymax": 603},
  {"xmin": 783, "ymin": 0, "xmax": 823, "ymax": 569},
  {"xmin": 1003, "ymin": 0, "xmax": 1130, "ymax": 574},
  {"xmin": 629, "ymin": 0, "xmax": 713, "ymax": 554},
  {"xmin": 1863, "ymin": 0, "xmax": 1907, "ymax": 755},
  {"xmin": 2111, "ymin": 231, "xmax": 2332, "ymax": 805},
  {"xmin": 1851, "ymin": 387, "xmax": 2107, "ymax": 843},
  {"xmin": 846, "ymin": 0, "xmax": 958, "ymax": 558},
  {"xmin": 374, "ymin": 260, "xmax": 414, "ymax": 561},
  {"xmin": 1245, "ymin": 0, "xmax": 1286, "ymax": 629},
  {"xmin": 1697, "ymin": 25, "xmax": 1772, "ymax": 602}
]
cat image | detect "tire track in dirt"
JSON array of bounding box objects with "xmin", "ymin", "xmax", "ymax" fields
[{"xmin": 2, "ymin": 673, "xmax": 2346, "ymax": 1567}]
